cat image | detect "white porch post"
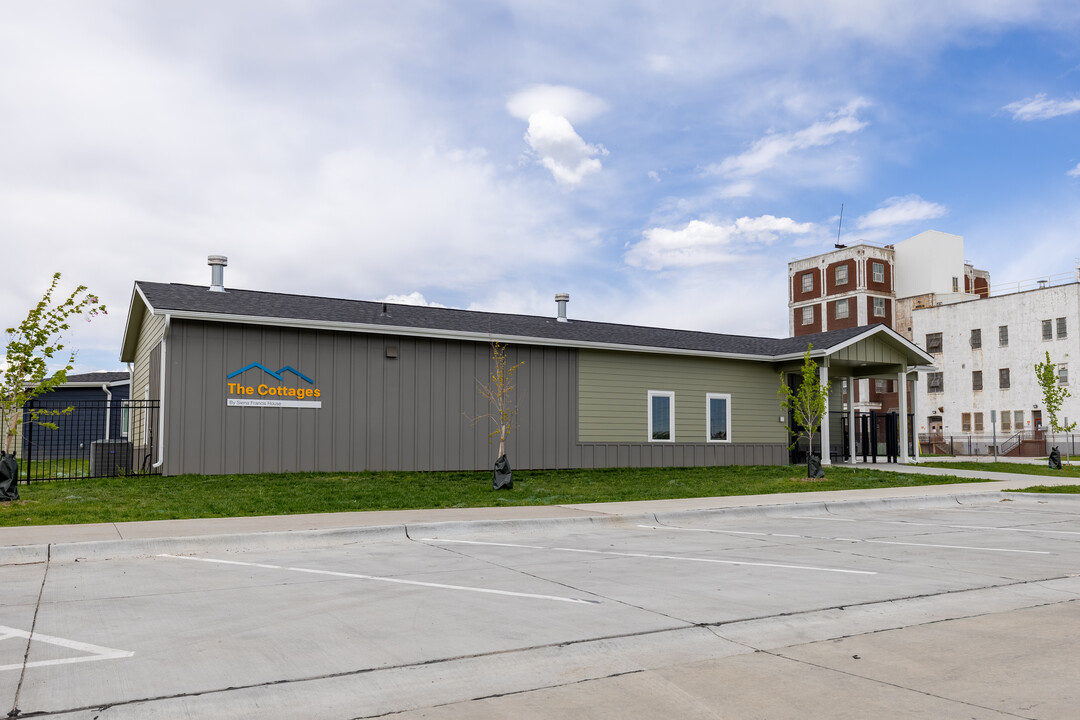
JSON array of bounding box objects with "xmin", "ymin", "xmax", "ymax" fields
[
  {"xmin": 911, "ymin": 371, "xmax": 921, "ymax": 462},
  {"xmin": 898, "ymin": 366, "xmax": 909, "ymax": 464},
  {"xmin": 820, "ymin": 362, "xmax": 831, "ymax": 465},
  {"xmin": 848, "ymin": 374, "xmax": 857, "ymax": 465}
]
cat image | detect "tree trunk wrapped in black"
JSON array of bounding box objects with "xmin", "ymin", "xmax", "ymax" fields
[
  {"xmin": 1049, "ymin": 446, "xmax": 1062, "ymax": 470},
  {"xmin": 807, "ymin": 454, "xmax": 825, "ymax": 479},
  {"xmin": 493, "ymin": 454, "xmax": 513, "ymax": 490},
  {"xmin": 0, "ymin": 453, "xmax": 18, "ymax": 501}
]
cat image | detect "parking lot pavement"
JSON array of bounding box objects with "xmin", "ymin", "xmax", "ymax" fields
[{"xmin": 3, "ymin": 493, "xmax": 1080, "ymax": 718}]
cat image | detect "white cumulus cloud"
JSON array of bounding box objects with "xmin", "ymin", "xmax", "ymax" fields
[
  {"xmin": 1003, "ymin": 94, "xmax": 1080, "ymax": 121},
  {"xmin": 1068, "ymin": 163, "xmax": 1080, "ymax": 178},
  {"xmin": 855, "ymin": 195, "xmax": 947, "ymax": 229},
  {"xmin": 506, "ymin": 84, "xmax": 608, "ymax": 124},
  {"xmin": 379, "ymin": 292, "xmax": 446, "ymax": 307},
  {"xmin": 626, "ymin": 215, "xmax": 816, "ymax": 271},
  {"xmin": 522, "ymin": 110, "xmax": 608, "ymax": 186}
]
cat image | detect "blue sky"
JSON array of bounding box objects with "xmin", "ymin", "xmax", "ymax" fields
[{"xmin": 2, "ymin": 1, "xmax": 1079, "ymax": 373}]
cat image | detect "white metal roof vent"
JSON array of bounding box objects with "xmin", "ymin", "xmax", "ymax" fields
[
  {"xmin": 208, "ymin": 255, "xmax": 228, "ymax": 292},
  {"xmin": 555, "ymin": 293, "xmax": 570, "ymax": 322}
]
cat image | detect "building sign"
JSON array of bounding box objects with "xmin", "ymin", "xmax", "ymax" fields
[{"xmin": 226, "ymin": 363, "xmax": 322, "ymax": 409}]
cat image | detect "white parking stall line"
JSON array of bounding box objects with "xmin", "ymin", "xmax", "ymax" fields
[
  {"xmin": 158, "ymin": 554, "xmax": 600, "ymax": 605},
  {"xmin": 794, "ymin": 516, "xmax": 1080, "ymax": 537},
  {"xmin": 639, "ymin": 525, "xmax": 1050, "ymax": 554},
  {"xmin": 422, "ymin": 538, "xmax": 877, "ymax": 575},
  {"xmin": 0, "ymin": 626, "xmax": 133, "ymax": 672}
]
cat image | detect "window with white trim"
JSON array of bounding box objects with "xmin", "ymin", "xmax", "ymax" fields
[
  {"xmin": 706, "ymin": 393, "xmax": 731, "ymax": 442},
  {"xmin": 872, "ymin": 261, "xmax": 884, "ymax": 283},
  {"xmin": 835, "ymin": 264, "xmax": 848, "ymax": 285},
  {"xmin": 648, "ymin": 391, "xmax": 674, "ymax": 442},
  {"xmin": 834, "ymin": 298, "xmax": 849, "ymax": 319},
  {"xmin": 801, "ymin": 272, "xmax": 813, "ymax": 293},
  {"xmin": 801, "ymin": 306, "xmax": 814, "ymax": 325},
  {"xmin": 873, "ymin": 297, "xmax": 886, "ymax": 317}
]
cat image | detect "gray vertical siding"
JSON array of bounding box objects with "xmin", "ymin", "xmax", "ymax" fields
[{"xmin": 164, "ymin": 322, "xmax": 581, "ymax": 475}]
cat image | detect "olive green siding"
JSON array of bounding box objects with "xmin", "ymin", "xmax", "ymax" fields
[
  {"xmin": 830, "ymin": 336, "xmax": 908, "ymax": 367},
  {"xmin": 578, "ymin": 350, "xmax": 787, "ymax": 444},
  {"xmin": 132, "ymin": 306, "xmax": 166, "ymax": 402}
]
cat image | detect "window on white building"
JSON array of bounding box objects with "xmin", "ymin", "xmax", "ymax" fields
[
  {"xmin": 1015, "ymin": 410, "xmax": 1024, "ymax": 429},
  {"xmin": 801, "ymin": 306, "xmax": 814, "ymax": 325},
  {"xmin": 970, "ymin": 328, "xmax": 981, "ymax": 349},
  {"xmin": 1060, "ymin": 364, "xmax": 1069, "ymax": 386},
  {"xmin": 1043, "ymin": 319, "xmax": 1053, "ymax": 341},
  {"xmin": 873, "ymin": 297, "xmax": 885, "ymax": 317},
  {"xmin": 972, "ymin": 371, "xmax": 982, "ymax": 391},
  {"xmin": 952, "ymin": 277, "xmax": 959, "ymax": 293},
  {"xmin": 974, "ymin": 412, "xmax": 984, "ymax": 432},
  {"xmin": 1057, "ymin": 317, "xmax": 1068, "ymax": 339},
  {"xmin": 999, "ymin": 368, "xmax": 1011, "ymax": 389},
  {"xmin": 872, "ymin": 261, "xmax": 884, "ymax": 283},
  {"xmin": 961, "ymin": 412, "xmax": 971, "ymax": 432},
  {"xmin": 925, "ymin": 333, "xmax": 943, "ymax": 354},
  {"xmin": 999, "ymin": 325, "xmax": 1008, "ymax": 347},
  {"xmin": 1001, "ymin": 411, "xmax": 1012, "ymax": 432},
  {"xmin": 927, "ymin": 372, "xmax": 943, "ymax": 393}
]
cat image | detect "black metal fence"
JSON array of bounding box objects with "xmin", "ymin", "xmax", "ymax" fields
[
  {"xmin": 4, "ymin": 399, "xmax": 160, "ymax": 482},
  {"xmin": 918, "ymin": 431, "xmax": 1078, "ymax": 458}
]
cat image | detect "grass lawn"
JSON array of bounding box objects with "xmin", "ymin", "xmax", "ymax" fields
[
  {"xmin": 0, "ymin": 464, "xmax": 992, "ymax": 527},
  {"xmin": 918, "ymin": 461, "xmax": 1080, "ymax": 479}
]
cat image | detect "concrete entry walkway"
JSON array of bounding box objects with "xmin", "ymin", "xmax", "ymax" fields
[{"xmin": 2, "ymin": 464, "xmax": 1079, "ymax": 718}]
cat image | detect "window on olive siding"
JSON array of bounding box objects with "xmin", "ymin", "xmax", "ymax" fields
[
  {"xmin": 926, "ymin": 333, "xmax": 942, "ymax": 354},
  {"xmin": 872, "ymin": 261, "xmax": 884, "ymax": 283},
  {"xmin": 999, "ymin": 325, "xmax": 1008, "ymax": 347},
  {"xmin": 835, "ymin": 298, "xmax": 849, "ymax": 319},
  {"xmin": 835, "ymin": 265, "xmax": 848, "ymax": 285},
  {"xmin": 974, "ymin": 412, "xmax": 984, "ymax": 432},
  {"xmin": 801, "ymin": 306, "xmax": 814, "ymax": 325},
  {"xmin": 999, "ymin": 368, "xmax": 1010, "ymax": 389},
  {"xmin": 706, "ymin": 393, "xmax": 731, "ymax": 442},
  {"xmin": 970, "ymin": 329, "xmax": 981, "ymax": 349},
  {"xmin": 873, "ymin": 297, "xmax": 885, "ymax": 317},
  {"xmin": 972, "ymin": 371, "xmax": 982, "ymax": 391},
  {"xmin": 927, "ymin": 372, "xmax": 943, "ymax": 393},
  {"xmin": 961, "ymin": 413, "xmax": 971, "ymax": 432},
  {"xmin": 801, "ymin": 273, "xmax": 813, "ymax": 292},
  {"xmin": 648, "ymin": 391, "xmax": 674, "ymax": 442}
]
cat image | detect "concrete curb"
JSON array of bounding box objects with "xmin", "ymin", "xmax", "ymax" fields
[{"xmin": 5, "ymin": 491, "xmax": 1080, "ymax": 565}]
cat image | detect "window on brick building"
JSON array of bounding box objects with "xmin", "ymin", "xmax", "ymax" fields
[
  {"xmin": 972, "ymin": 371, "xmax": 982, "ymax": 391},
  {"xmin": 999, "ymin": 368, "xmax": 1010, "ymax": 389},
  {"xmin": 873, "ymin": 297, "xmax": 885, "ymax": 317},
  {"xmin": 872, "ymin": 262, "xmax": 884, "ymax": 283},
  {"xmin": 999, "ymin": 325, "xmax": 1008, "ymax": 347},
  {"xmin": 835, "ymin": 298, "xmax": 849, "ymax": 319},
  {"xmin": 801, "ymin": 306, "xmax": 814, "ymax": 325},
  {"xmin": 801, "ymin": 273, "xmax": 813, "ymax": 293},
  {"xmin": 835, "ymin": 265, "xmax": 848, "ymax": 285},
  {"xmin": 925, "ymin": 333, "xmax": 942, "ymax": 354},
  {"xmin": 970, "ymin": 329, "xmax": 981, "ymax": 349}
]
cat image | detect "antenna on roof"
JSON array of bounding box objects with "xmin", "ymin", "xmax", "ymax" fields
[{"xmin": 834, "ymin": 204, "xmax": 846, "ymax": 249}]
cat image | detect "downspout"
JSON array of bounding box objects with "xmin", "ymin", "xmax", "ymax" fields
[
  {"xmin": 152, "ymin": 314, "xmax": 170, "ymax": 470},
  {"xmin": 101, "ymin": 384, "xmax": 113, "ymax": 441}
]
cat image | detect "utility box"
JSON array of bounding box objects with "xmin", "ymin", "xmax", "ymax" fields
[{"xmin": 90, "ymin": 439, "xmax": 133, "ymax": 477}]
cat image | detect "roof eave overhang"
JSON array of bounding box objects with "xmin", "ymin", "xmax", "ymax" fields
[
  {"xmin": 119, "ymin": 284, "xmax": 155, "ymax": 363},
  {"xmin": 771, "ymin": 325, "xmax": 934, "ymax": 366}
]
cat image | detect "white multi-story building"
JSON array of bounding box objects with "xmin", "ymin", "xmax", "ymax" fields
[{"xmin": 913, "ymin": 281, "xmax": 1080, "ymax": 450}]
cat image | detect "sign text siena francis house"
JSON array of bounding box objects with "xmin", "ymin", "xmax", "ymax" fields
[{"xmin": 226, "ymin": 363, "xmax": 323, "ymax": 409}]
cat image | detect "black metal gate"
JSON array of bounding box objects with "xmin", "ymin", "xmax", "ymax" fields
[{"xmin": 12, "ymin": 399, "xmax": 160, "ymax": 482}]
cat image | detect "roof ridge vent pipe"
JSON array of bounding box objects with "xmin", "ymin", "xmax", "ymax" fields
[
  {"xmin": 555, "ymin": 293, "xmax": 570, "ymax": 322},
  {"xmin": 208, "ymin": 255, "xmax": 228, "ymax": 292}
]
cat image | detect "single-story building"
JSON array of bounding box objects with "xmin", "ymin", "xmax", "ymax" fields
[{"xmin": 119, "ymin": 258, "xmax": 933, "ymax": 476}]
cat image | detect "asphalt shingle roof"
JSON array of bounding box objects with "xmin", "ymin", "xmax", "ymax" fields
[
  {"xmin": 64, "ymin": 371, "xmax": 130, "ymax": 384},
  {"xmin": 135, "ymin": 281, "xmax": 884, "ymax": 359}
]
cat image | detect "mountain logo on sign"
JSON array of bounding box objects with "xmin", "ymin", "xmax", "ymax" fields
[{"xmin": 226, "ymin": 363, "xmax": 314, "ymax": 384}]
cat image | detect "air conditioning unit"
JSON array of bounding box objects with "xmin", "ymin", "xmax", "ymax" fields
[{"xmin": 90, "ymin": 439, "xmax": 133, "ymax": 477}]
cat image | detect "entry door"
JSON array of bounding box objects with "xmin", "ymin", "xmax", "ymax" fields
[{"xmin": 928, "ymin": 415, "xmax": 942, "ymax": 436}]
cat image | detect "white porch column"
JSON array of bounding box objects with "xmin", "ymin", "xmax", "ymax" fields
[
  {"xmin": 820, "ymin": 363, "xmax": 831, "ymax": 465},
  {"xmin": 898, "ymin": 366, "xmax": 909, "ymax": 464},
  {"xmin": 848, "ymin": 374, "xmax": 857, "ymax": 464},
  {"xmin": 911, "ymin": 371, "xmax": 921, "ymax": 462}
]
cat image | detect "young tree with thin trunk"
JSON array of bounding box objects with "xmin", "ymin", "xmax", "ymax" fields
[
  {"xmin": 778, "ymin": 345, "xmax": 830, "ymax": 477},
  {"xmin": 1035, "ymin": 350, "xmax": 1076, "ymax": 450},
  {"xmin": 466, "ymin": 341, "xmax": 524, "ymax": 487},
  {"xmin": 2, "ymin": 273, "xmax": 107, "ymax": 456}
]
